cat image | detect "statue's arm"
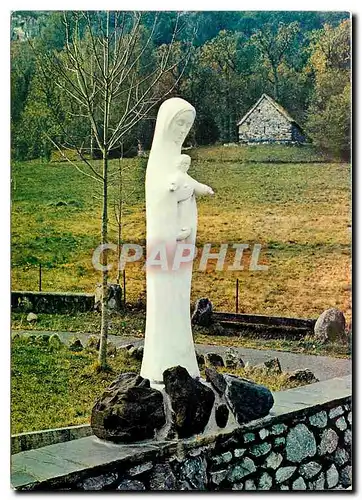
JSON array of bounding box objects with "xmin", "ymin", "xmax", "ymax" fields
[{"xmin": 187, "ymin": 176, "xmax": 214, "ymax": 196}]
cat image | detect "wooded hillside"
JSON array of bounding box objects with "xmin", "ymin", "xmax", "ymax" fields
[{"xmin": 11, "ymin": 11, "xmax": 351, "ymax": 160}]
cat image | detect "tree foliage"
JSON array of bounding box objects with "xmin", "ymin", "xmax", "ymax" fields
[
  {"xmin": 11, "ymin": 11, "xmax": 351, "ymax": 159},
  {"xmin": 305, "ymin": 20, "xmax": 351, "ymax": 158}
]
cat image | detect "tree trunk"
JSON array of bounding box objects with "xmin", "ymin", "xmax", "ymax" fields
[
  {"xmin": 116, "ymin": 159, "xmax": 122, "ymax": 285},
  {"xmin": 99, "ymin": 12, "xmax": 110, "ymax": 370},
  {"xmin": 90, "ymin": 127, "xmax": 94, "ymax": 159},
  {"xmin": 273, "ymin": 66, "xmax": 279, "ymax": 100},
  {"xmin": 98, "ymin": 152, "xmax": 108, "ymax": 369}
]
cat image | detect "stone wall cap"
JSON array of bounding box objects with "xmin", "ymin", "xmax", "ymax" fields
[{"xmin": 12, "ymin": 291, "xmax": 95, "ymax": 298}]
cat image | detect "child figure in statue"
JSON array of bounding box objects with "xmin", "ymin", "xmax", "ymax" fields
[{"xmin": 170, "ymin": 154, "xmax": 214, "ymax": 242}]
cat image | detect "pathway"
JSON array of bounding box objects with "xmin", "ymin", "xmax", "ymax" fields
[{"xmin": 13, "ymin": 330, "xmax": 351, "ymax": 382}]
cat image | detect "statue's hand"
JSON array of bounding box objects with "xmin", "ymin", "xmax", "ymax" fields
[
  {"xmin": 176, "ymin": 227, "xmax": 192, "ymax": 241},
  {"xmin": 206, "ymin": 186, "xmax": 214, "ymax": 195}
]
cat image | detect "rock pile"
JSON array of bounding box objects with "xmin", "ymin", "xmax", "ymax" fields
[{"xmin": 91, "ymin": 365, "xmax": 274, "ymax": 444}]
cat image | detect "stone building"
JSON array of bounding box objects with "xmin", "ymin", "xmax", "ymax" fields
[{"xmin": 237, "ymin": 94, "xmax": 306, "ymax": 144}]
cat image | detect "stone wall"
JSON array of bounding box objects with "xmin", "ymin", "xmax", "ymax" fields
[
  {"xmin": 238, "ymin": 97, "xmax": 304, "ymax": 144},
  {"xmin": 11, "ymin": 375, "xmax": 352, "ymax": 491},
  {"xmin": 11, "ymin": 291, "xmax": 95, "ymax": 314},
  {"xmin": 11, "ymin": 425, "xmax": 92, "ymax": 455}
]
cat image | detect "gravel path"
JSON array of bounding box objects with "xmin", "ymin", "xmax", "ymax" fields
[{"xmin": 14, "ymin": 330, "xmax": 351, "ymax": 382}]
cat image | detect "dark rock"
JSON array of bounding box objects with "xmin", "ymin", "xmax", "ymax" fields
[
  {"xmin": 318, "ymin": 428, "xmax": 339, "ymax": 455},
  {"xmin": 224, "ymin": 347, "xmax": 244, "ymax": 369},
  {"xmin": 275, "ymin": 466, "xmax": 297, "ymax": 484},
  {"xmin": 259, "ymin": 472, "xmax": 273, "ymax": 490},
  {"xmin": 250, "ymin": 442, "xmax": 272, "ymax": 457},
  {"xmin": 136, "ymin": 346, "xmax": 144, "ymax": 360},
  {"xmin": 309, "ymin": 410, "xmax": 328, "ymax": 428},
  {"xmin": 292, "ymin": 477, "xmax": 307, "ymax": 490},
  {"xmin": 308, "ymin": 472, "xmax": 325, "ymax": 490},
  {"xmin": 191, "ymin": 298, "xmax": 213, "ymax": 326},
  {"xmin": 91, "ymin": 372, "xmax": 165, "ymax": 443},
  {"xmin": 271, "ymin": 423, "xmax": 287, "ymax": 435},
  {"xmin": 127, "ymin": 346, "xmax": 138, "ymax": 357},
  {"xmin": 18, "ymin": 296, "xmax": 33, "ymax": 312},
  {"xmin": 334, "ymin": 448, "xmax": 349, "ymax": 466},
  {"xmin": 227, "ymin": 457, "xmax": 256, "ymax": 481},
  {"xmin": 80, "ymin": 473, "xmax": 118, "ymax": 490},
  {"xmin": 299, "ymin": 461, "xmax": 322, "ymax": 479},
  {"xmin": 205, "ymin": 352, "xmax": 225, "ymax": 368},
  {"xmin": 117, "ymin": 479, "xmax": 145, "ymax": 491},
  {"xmin": 224, "ymin": 374, "xmax": 274, "ymax": 424},
  {"xmin": 55, "ymin": 200, "xmax": 68, "ymax": 207},
  {"xmin": 335, "ymin": 416, "xmax": 347, "ymax": 431},
  {"xmin": 215, "ymin": 404, "xmax": 229, "ymax": 428},
  {"xmin": 69, "ymin": 339, "xmax": 83, "ymax": 351},
  {"xmin": 210, "ymin": 469, "xmax": 228, "ymax": 486},
  {"xmin": 128, "ymin": 346, "xmax": 143, "ymax": 360},
  {"xmin": 326, "ymin": 464, "xmax": 339, "ymax": 488},
  {"xmin": 314, "ymin": 308, "xmax": 346, "ymax": 342},
  {"xmin": 339, "ymin": 465, "xmax": 352, "ymax": 487},
  {"xmin": 329, "ymin": 405, "xmax": 343, "ymax": 418},
  {"xmin": 179, "ymin": 457, "xmax": 207, "ymax": 490},
  {"xmin": 244, "ymin": 479, "xmax": 256, "ymax": 490},
  {"xmin": 163, "ymin": 366, "xmax": 215, "ymax": 438},
  {"xmin": 287, "ymin": 369, "xmax": 318, "ymax": 384},
  {"xmin": 196, "ymin": 352, "xmax": 205, "ymax": 366},
  {"xmin": 94, "ymin": 283, "xmax": 122, "ymax": 313},
  {"xmin": 128, "ymin": 461, "xmax": 153, "ymax": 476},
  {"xmin": 205, "ymin": 367, "xmax": 226, "ymax": 395},
  {"xmin": 264, "ymin": 451, "xmax": 283, "ymax": 469},
  {"xmin": 149, "ymin": 463, "xmax": 177, "ymax": 490},
  {"xmin": 286, "ymin": 424, "xmax": 316, "ymax": 462},
  {"xmin": 264, "ymin": 357, "xmax": 282, "ymax": 373}
]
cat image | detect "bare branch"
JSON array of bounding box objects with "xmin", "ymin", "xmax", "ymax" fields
[{"xmin": 45, "ymin": 134, "xmax": 103, "ymax": 183}]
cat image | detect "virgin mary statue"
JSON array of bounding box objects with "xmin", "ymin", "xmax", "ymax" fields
[{"xmin": 140, "ymin": 98, "xmax": 213, "ymax": 384}]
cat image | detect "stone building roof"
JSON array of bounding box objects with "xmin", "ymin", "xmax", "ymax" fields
[{"xmin": 237, "ymin": 94, "xmax": 299, "ymax": 127}]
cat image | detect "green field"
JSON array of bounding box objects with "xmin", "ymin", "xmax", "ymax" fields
[{"xmin": 11, "ymin": 145, "xmax": 351, "ymax": 321}]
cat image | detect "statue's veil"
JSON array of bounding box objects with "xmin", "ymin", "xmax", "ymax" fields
[{"xmin": 146, "ymin": 97, "xmax": 196, "ymax": 177}]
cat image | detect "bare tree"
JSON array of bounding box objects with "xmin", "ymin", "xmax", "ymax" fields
[{"xmin": 31, "ymin": 11, "xmax": 192, "ymax": 369}]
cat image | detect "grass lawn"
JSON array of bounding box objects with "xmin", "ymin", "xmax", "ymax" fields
[
  {"xmin": 11, "ymin": 144, "xmax": 351, "ymax": 321},
  {"xmin": 11, "ymin": 336, "xmax": 312, "ymax": 434}
]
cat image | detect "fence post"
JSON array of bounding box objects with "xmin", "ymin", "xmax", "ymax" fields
[
  {"xmin": 39, "ymin": 263, "xmax": 42, "ymax": 292},
  {"xmin": 123, "ymin": 269, "xmax": 126, "ymax": 308},
  {"xmin": 235, "ymin": 278, "xmax": 239, "ymax": 314}
]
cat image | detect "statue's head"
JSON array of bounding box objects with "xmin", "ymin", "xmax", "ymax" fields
[
  {"xmin": 178, "ymin": 154, "xmax": 191, "ymax": 173},
  {"xmin": 154, "ymin": 97, "xmax": 196, "ymax": 149},
  {"xmin": 169, "ymin": 110, "xmax": 195, "ymax": 147}
]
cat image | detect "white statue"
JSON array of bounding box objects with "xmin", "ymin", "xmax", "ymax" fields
[{"xmin": 140, "ymin": 98, "xmax": 214, "ymax": 384}]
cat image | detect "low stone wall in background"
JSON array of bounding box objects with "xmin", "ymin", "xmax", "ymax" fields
[
  {"xmin": 11, "ymin": 425, "xmax": 92, "ymax": 455},
  {"xmin": 11, "ymin": 375, "xmax": 352, "ymax": 491},
  {"xmin": 11, "ymin": 291, "xmax": 95, "ymax": 314}
]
